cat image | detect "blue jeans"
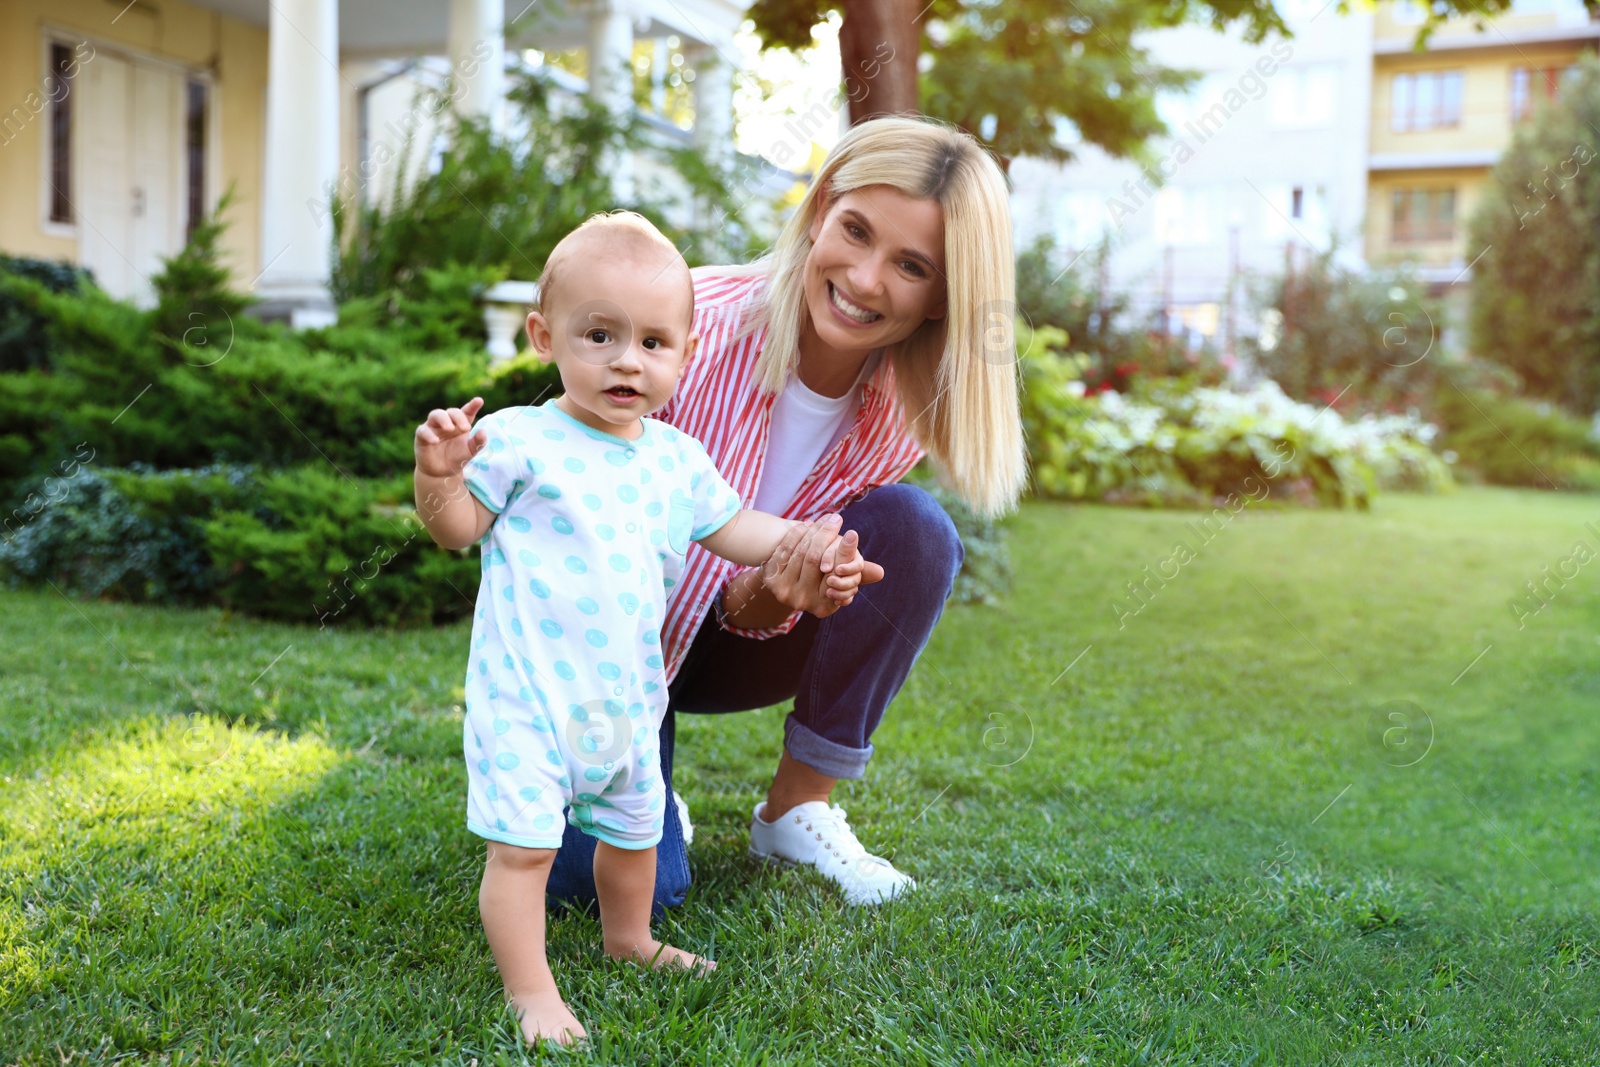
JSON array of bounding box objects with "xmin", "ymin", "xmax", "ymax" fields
[{"xmin": 544, "ymin": 483, "xmax": 965, "ymax": 914}]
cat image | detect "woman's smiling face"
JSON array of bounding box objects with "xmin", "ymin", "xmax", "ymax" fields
[{"xmin": 804, "ymin": 185, "xmax": 947, "ymax": 356}]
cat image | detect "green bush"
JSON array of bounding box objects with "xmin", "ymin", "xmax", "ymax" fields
[
  {"xmin": 1432, "ymin": 382, "xmax": 1600, "ymax": 490},
  {"xmin": 0, "ymin": 253, "xmax": 89, "ymax": 373},
  {"xmin": 204, "ymin": 464, "xmax": 480, "ymax": 628},
  {"xmin": 0, "ymin": 193, "xmax": 558, "ymax": 626},
  {"xmin": 0, "ymin": 464, "xmax": 251, "ymax": 602}
]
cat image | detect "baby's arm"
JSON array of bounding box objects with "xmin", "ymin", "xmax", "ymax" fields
[
  {"xmin": 414, "ymin": 396, "xmax": 496, "ymax": 550},
  {"xmin": 699, "ymin": 511, "xmax": 871, "ymax": 607},
  {"xmin": 696, "ymin": 509, "xmax": 801, "ymax": 568}
]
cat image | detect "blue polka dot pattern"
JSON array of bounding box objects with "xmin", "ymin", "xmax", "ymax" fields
[{"xmin": 462, "ymin": 401, "xmax": 743, "ymax": 847}]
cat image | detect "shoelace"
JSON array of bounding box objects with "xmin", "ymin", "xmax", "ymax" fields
[{"xmin": 798, "ymin": 805, "xmax": 894, "ymax": 873}]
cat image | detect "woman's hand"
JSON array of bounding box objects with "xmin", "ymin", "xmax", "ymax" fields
[{"xmin": 756, "ymin": 514, "xmax": 884, "ymax": 619}]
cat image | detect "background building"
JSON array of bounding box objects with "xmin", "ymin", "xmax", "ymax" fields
[
  {"xmin": 1010, "ymin": 0, "xmax": 1599, "ymax": 359},
  {"xmin": 0, "ymin": 0, "xmax": 750, "ymax": 323},
  {"xmin": 1365, "ymin": 0, "xmax": 1600, "ymax": 280},
  {"xmin": 1008, "ymin": 0, "xmax": 1375, "ymax": 359}
]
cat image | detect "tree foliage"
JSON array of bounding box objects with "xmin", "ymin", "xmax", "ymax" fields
[{"xmin": 1466, "ymin": 54, "xmax": 1600, "ymax": 415}]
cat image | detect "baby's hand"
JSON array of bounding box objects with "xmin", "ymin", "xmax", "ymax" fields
[
  {"xmin": 415, "ymin": 397, "xmax": 488, "ymax": 479},
  {"xmin": 817, "ymin": 528, "xmax": 881, "ymax": 608}
]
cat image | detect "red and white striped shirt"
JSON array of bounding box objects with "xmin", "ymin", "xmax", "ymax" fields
[{"xmin": 655, "ymin": 268, "xmax": 926, "ymax": 683}]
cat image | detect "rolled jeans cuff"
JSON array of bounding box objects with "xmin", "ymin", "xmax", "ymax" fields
[{"xmin": 784, "ymin": 713, "xmax": 873, "ymax": 779}]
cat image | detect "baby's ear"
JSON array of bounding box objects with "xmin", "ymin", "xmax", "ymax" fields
[
  {"xmin": 526, "ymin": 311, "xmax": 555, "ymax": 363},
  {"xmin": 679, "ymin": 329, "xmax": 699, "ymax": 377}
]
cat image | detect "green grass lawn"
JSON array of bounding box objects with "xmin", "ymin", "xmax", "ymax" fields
[{"xmin": 3, "ymin": 486, "xmax": 1598, "ymax": 1065}]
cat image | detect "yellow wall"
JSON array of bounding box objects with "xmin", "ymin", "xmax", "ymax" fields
[
  {"xmin": 0, "ymin": 0, "xmax": 266, "ymax": 283},
  {"xmin": 1365, "ymin": 167, "xmax": 1490, "ymax": 265},
  {"xmin": 1371, "ymin": 44, "xmax": 1593, "ymax": 156}
]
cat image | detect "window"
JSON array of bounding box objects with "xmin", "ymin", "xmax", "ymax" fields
[
  {"xmin": 48, "ymin": 42, "xmax": 75, "ymax": 224},
  {"xmin": 1510, "ymin": 65, "xmax": 1577, "ymax": 122},
  {"xmin": 1391, "ymin": 188, "xmax": 1456, "ymax": 241},
  {"xmin": 184, "ymin": 79, "xmax": 208, "ymax": 241},
  {"xmin": 1391, "ymin": 70, "xmax": 1464, "ymax": 131}
]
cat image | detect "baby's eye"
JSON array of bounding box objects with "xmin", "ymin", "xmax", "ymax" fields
[
  {"xmin": 587, "ymin": 329, "xmax": 610, "ymax": 344},
  {"xmin": 642, "ymin": 337, "xmax": 661, "ymax": 351}
]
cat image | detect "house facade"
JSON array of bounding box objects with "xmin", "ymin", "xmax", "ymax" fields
[{"xmin": 0, "ymin": 0, "xmax": 748, "ymax": 324}]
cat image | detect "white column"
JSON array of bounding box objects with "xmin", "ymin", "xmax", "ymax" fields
[
  {"xmin": 689, "ymin": 40, "xmax": 734, "ymax": 173},
  {"xmin": 587, "ymin": 0, "xmax": 634, "ymax": 201},
  {"xmin": 448, "ymin": 0, "xmax": 505, "ymax": 134},
  {"xmin": 257, "ymin": 0, "xmax": 340, "ymax": 329}
]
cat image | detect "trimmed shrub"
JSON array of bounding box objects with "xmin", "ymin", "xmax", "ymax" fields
[
  {"xmin": 203, "ymin": 464, "xmax": 480, "ymax": 628},
  {"xmin": 0, "ymin": 253, "xmax": 90, "ymax": 373}
]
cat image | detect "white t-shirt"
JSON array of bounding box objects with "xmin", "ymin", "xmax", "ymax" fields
[{"xmin": 753, "ymin": 352, "xmax": 882, "ymax": 515}]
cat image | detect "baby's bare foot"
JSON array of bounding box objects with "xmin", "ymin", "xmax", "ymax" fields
[
  {"xmin": 512, "ymin": 990, "xmax": 587, "ymax": 1047},
  {"xmin": 606, "ymin": 938, "xmax": 717, "ymax": 974}
]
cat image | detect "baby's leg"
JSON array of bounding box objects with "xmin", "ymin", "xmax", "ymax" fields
[
  {"xmin": 478, "ymin": 842, "xmax": 587, "ymax": 1046},
  {"xmin": 594, "ymin": 842, "xmax": 715, "ymax": 972}
]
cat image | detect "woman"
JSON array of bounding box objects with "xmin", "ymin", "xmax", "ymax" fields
[{"xmin": 547, "ymin": 115, "xmax": 1025, "ymax": 910}]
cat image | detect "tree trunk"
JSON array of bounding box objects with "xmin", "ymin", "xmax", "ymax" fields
[{"xmin": 840, "ymin": 0, "xmax": 922, "ymax": 125}]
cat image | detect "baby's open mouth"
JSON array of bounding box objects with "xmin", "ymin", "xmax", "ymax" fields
[{"xmin": 604, "ymin": 386, "xmax": 639, "ymax": 398}]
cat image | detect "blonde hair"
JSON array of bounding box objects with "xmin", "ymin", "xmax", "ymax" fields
[
  {"xmin": 729, "ymin": 116, "xmax": 1025, "ymax": 518},
  {"xmin": 537, "ymin": 210, "xmax": 693, "ymax": 320}
]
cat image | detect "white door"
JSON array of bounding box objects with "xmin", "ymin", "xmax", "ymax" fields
[{"xmin": 77, "ymin": 49, "xmax": 185, "ymax": 305}]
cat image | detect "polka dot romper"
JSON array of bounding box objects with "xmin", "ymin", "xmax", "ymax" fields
[{"xmin": 461, "ymin": 400, "xmax": 741, "ymax": 850}]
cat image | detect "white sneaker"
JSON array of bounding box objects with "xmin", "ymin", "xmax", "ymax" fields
[
  {"xmin": 673, "ymin": 790, "xmax": 694, "ymax": 846},
  {"xmin": 748, "ymin": 800, "xmax": 916, "ymax": 906}
]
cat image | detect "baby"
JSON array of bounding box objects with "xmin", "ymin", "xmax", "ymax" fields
[{"xmin": 413, "ymin": 211, "xmax": 873, "ymax": 1046}]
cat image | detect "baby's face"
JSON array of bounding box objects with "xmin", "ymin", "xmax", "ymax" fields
[{"xmin": 528, "ymin": 255, "xmax": 695, "ymax": 438}]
